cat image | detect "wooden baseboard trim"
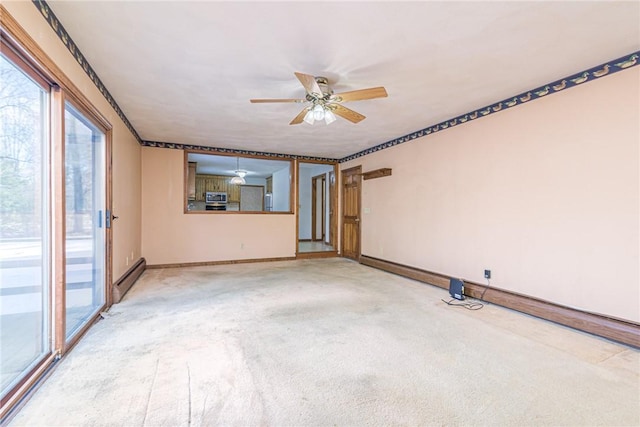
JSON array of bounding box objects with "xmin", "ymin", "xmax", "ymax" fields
[
  {"xmin": 360, "ymin": 255, "xmax": 640, "ymax": 348},
  {"xmin": 296, "ymin": 251, "xmax": 338, "ymax": 259},
  {"xmin": 112, "ymin": 257, "xmax": 146, "ymax": 303},
  {"xmin": 146, "ymin": 256, "xmax": 296, "ymax": 269}
]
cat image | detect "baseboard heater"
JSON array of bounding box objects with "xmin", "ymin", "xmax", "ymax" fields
[{"xmin": 112, "ymin": 257, "xmax": 146, "ymax": 304}]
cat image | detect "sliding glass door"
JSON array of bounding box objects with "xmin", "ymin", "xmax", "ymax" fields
[
  {"xmin": 1, "ymin": 18, "xmax": 112, "ymax": 416},
  {"xmin": 0, "ymin": 50, "xmax": 50, "ymax": 401},
  {"xmin": 64, "ymin": 102, "xmax": 106, "ymax": 340}
]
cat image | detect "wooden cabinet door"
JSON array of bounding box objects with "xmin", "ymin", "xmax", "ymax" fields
[
  {"xmin": 229, "ymin": 183, "xmax": 240, "ymax": 202},
  {"xmin": 219, "ymin": 177, "xmax": 229, "ymax": 196},
  {"xmin": 195, "ymin": 175, "xmax": 205, "ymax": 201},
  {"xmin": 187, "ymin": 162, "xmax": 197, "ymax": 200},
  {"xmin": 341, "ymin": 166, "xmax": 361, "ymax": 260},
  {"xmin": 205, "ymin": 177, "xmax": 216, "ymax": 193}
]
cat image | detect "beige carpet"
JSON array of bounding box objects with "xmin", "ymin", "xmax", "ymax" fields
[{"xmin": 9, "ymin": 258, "xmax": 640, "ymax": 426}]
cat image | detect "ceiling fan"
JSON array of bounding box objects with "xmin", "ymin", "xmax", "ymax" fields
[{"xmin": 250, "ymin": 72, "xmax": 388, "ymax": 125}]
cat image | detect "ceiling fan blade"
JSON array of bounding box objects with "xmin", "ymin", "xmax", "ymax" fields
[
  {"xmin": 331, "ymin": 104, "xmax": 366, "ymax": 123},
  {"xmin": 250, "ymin": 98, "xmax": 305, "ymax": 103},
  {"xmin": 294, "ymin": 72, "xmax": 323, "ymax": 97},
  {"xmin": 332, "ymin": 87, "xmax": 388, "ymax": 102},
  {"xmin": 289, "ymin": 107, "xmax": 309, "ymax": 125}
]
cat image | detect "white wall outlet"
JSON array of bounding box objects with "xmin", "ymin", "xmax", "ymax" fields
[{"xmin": 364, "ymin": 207, "xmax": 371, "ymax": 214}]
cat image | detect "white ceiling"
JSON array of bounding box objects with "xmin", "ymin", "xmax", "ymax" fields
[
  {"xmin": 48, "ymin": 1, "xmax": 640, "ymax": 159},
  {"xmin": 188, "ymin": 152, "xmax": 290, "ymax": 178},
  {"xmin": 188, "ymin": 153, "xmax": 333, "ymax": 178}
]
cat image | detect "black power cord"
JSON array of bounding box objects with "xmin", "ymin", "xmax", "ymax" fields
[
  {"xmin": 441, "ymin": 298, "xmax": 484, "ymax": 310},
  {"xmin": 479, "ymin": 278, "xmax": 491, "ymax": 301}
]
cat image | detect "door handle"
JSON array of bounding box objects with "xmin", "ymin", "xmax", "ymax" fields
[
  {"xmin": 355, "ymin": 218, "xmax": 360, "ymax": 222},
  {"xmin": 105, "ymin": 210, "xmax": 118, "ymax": 229}
]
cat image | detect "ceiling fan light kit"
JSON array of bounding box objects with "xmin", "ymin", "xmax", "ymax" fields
[
  {"xmin": 250, "ymin": 72, "xmax": 388, "ymax": 126},
  {"xmin": 303, "ymin": 104, "xmax": 337, "ymax": 125},
  {"xmin": 303, "ymin": 108, "xmax": 315, "ymax": 125},
  {"xmin": 324, "ymin": 108, "xmax": 337, "ymax": 124},
  {"xmin": 313, "ymin": 104, "xmax": 325, "ymax": 121}
]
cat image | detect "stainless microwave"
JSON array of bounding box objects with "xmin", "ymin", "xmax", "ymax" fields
[{"xmin": 205, "ymin": 192, "xmax": 227, "ymax": 203}]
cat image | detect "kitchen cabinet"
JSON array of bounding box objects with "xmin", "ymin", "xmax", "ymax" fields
[
  {"xmin": 228, "ymin": 183, "xmax": 240, "ymax": 202},
  {"xmin": 194, "ymin": 175, "xmax": 205, "ymax": 201},
  {"xmin": 187, "ymin": 162, "xmax": 197, "ymax": 200},
  {"xmin": 194, "ymin": 174, "xmax": 241, "ymax": 202}
]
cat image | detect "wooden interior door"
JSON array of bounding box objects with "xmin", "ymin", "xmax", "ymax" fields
[{"xmin": 341, "ymin": 166, "xmax": 361, "ymax": 260}]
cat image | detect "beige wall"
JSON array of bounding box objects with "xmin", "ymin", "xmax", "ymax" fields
[
  {"xmin": 5, "ymin": 2, "xmax": 142, "ymax": 281},
  {"xmin": 8, "ymin": 1, "xmax": 637, "ymax": 321},
  {"xmin": 343, "ymin": 67, "xmax": 639, "ymax": 323},
  {"xmin": 141, "ymin": 147, "xmax": 296, "ymax": 265}
]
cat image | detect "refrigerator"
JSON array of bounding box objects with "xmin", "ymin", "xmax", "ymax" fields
[{"xmin": 264, "ymin": 193, "xmax": 273, "ymax": 211}]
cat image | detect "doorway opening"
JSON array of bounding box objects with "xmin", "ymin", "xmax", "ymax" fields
[
  {"xmin": 311, "ymin": 173, "xmax": 326, "ymax": 242},
  {"xmin": 0, "ymin": 29, "xmax": 112, "ymax": 417},
  {"xmin": 297, "ymin": 162, "xmax": 338, "ymax": 256}
]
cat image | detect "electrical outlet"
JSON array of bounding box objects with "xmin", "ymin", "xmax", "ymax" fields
[{"xmin": 484, "ymin": 269, "xmax": 491, "ymax": 279}]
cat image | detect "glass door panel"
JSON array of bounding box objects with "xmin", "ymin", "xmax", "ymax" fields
[
  {"xmin": 64, "ymin": 103, "xmax": 105, "ymax": 340},
  {"xmin": 0, "ymin": 54, "xmax": 50, "ymax": 399}
]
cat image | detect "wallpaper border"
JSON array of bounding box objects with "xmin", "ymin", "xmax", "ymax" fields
[
  {"xmin": 339, "ymin": 52, "xmax": 639, "ymax": 163},
  {"xmin": 141, "ymin": 140, "xmax": 339, "ymax": 162},
  {"xmin": 32, "ymin": 0, "xmax": 142, "ymax": 143}
]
